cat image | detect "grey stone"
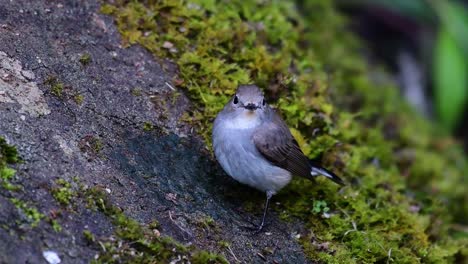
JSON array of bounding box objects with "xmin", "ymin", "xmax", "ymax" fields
[{"xmin": 0, "ymin": 0, "xmax": 309, "ymax": 263}]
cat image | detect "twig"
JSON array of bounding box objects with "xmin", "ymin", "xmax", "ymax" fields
[
  {"xmin": 387, "ymin": 248, "xmax": 394, "ymax": 264},
  {"xmin": 165, "ymin": 81, "xmax": 176, "ymax": 91},
  {"xmin": 227, "ymin": 245, "xmax": 240, "ymax": 263}
]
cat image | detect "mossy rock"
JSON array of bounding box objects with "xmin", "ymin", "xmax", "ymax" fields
[{"xmin": 102, "ymin": 0, "xmax": 468, "ymax": 262}]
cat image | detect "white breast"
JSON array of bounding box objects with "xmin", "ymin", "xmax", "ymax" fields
[
  {"xmin": 212, "ymin": 115, "xmax": 292, "ymax": 194},
  {"xmin": 222, "ymin": 111, "xmax": 261, "ymax": 130}
]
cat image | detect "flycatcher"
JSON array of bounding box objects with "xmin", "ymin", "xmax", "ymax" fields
[{"xmin": 212, "ymin": 84, "xmax": 344, "ymax": 231}]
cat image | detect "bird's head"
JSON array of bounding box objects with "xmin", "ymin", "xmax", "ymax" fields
[
  {"xmin": 229, "ymin": 84, "xmax": 268, "ymax": 114},
  {"xmin": 220, "ymin": 84, "xmax": 270, "ymax": 129}
]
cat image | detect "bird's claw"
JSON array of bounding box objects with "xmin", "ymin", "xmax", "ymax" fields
[{"xmin": 239, "ymin": 221, "xmax": 267, "ymax": 234}]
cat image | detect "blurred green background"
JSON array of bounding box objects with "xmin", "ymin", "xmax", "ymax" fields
[{"xmin": 337, "ymin": 0, "xmax": 468, "ymax": 150}]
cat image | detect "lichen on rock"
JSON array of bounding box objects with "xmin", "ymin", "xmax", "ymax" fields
[{"xmin": 0, "ymin": 51, "xmax": 51, "ymax": 117}]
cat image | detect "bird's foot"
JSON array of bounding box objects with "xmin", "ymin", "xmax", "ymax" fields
[
  {"xmin": 254, "ymin": 222, "xmax": 266, "ymax": 234},
  {"xmin": 239, "ymin": 221, "xmax": 268, "ymax": 234}
]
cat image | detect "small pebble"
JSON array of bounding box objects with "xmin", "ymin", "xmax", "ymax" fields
[
  {"xmin": 43, "ymin": 250, "xmax": 61, "ymax": 264},
  {"xmin": 162, "ymin": 41, "xmax": 174, "ymax": 49},
  {"xmin": 153, "ymin": 229, "xmax": 161, "ymax": 237},
  {"xmin": 68, "ymin": 248, "xmax": 79, "ymax": 258}
]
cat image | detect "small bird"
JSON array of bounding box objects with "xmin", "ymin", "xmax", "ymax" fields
[{"xmin": 212, "ymin": 84, "xmax": 344, "ymax": 231}]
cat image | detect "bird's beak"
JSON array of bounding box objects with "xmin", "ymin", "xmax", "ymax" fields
[{"xmin": 244, "ymin": 103, "xmax": 258, "ymax": 111}]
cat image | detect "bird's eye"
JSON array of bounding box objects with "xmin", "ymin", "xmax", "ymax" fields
[
  {"xmin": 233, "ymin": 95, "xmax": 239, "ymax": 104},
  {"xmin": 262, "ymin": 99, "xmax": 266, "ymax": 106}
]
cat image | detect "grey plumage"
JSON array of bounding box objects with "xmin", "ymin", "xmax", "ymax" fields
[{"xmin": 212, "ymin": 84, "xmax": 343, "ymax": 231}]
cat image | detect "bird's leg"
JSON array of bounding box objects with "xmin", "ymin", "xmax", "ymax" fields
[{"xmin": 256, "ymin": 191, "xmax": 273, "ymax": 232}]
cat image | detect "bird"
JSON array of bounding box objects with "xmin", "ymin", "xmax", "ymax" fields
[{"xmin": 212, "ymin": 84, "xmax": 344, "ymax": 231}]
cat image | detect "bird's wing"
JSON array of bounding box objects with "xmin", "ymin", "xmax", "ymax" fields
[{"xmin": 252, "ymin": 110, "xmax": 311, "ymax": 178}]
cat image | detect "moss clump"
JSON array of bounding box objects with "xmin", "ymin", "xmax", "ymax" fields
[
  {"xmin": 0, "ymin": 137, "xmax": 20, "ymax": 191},
  {"xmin": 148, "ymin": 219, "xmax": 160, "ymax": 229},
  {"xmin": 51, "ymin": 179, "xmax": 75, "ymax": 206},
  {"xmin": 217, "ymin": 240, "xmax": 230, "ymax": 249},
  {"xmin": 0, "ymin": 138, "xmax": 21, "ymax": 191},
  {"xmin": 74, "ymin": 94, "xmax": 84, "ymax": 105},
  {"xmin": 44, "ymin": 76, "xmax": 64, "ymax": 98},
  {"xmin": 102, "ymin": 0, "xmax": 468, "ymax": 262},
  {"xmin": 198, "ymin": 215, "xmax": 215, "ymax": 229},
  {"xmin": 1, "ymin": 137, "xmax": 45, "ymax": 229},
  {"xmin": 193, "ymin": 214, "xmax": 220, "ymax": 233},
  {"xmin": 85, "ymin": 187, "xmax": 227, "ymax": 263},
  {"xmin": 131, "ymin": 88, "xmax": 142, "ymax": 96},
  {"xmin": 79, "ymin": 53, "xmax": 92, "ymax": 65},
  {"xmin": 83, "ymin": 230, "xmax": 95, "ymax": 243},
  {"xmin": 0, "ymin": 166, "xmax": 20, "ymax": 191},
  {"xmin": 78, "ymin": 135, "xmax": 103, "ymax": 156},
  {"xmin": 0, "ymin": 137, "xmax": 19, "ymax": 164},
  {"xmin": 49, "ymin": 218, "xmax": 62, "ymax": 232},
  {"xmin": 142, "ymin": 121, "xmax": 154, "ymax": 131},
  {"xmin": 10, "ymin": 198, "xmax": 44, "ymax": 227},
  {"xmin": 44, "ymin": 76, "xmax": 85, "ymax": 103}
]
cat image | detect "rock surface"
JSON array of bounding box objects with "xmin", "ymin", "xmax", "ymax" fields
[{"xmin": 0, "ymin": 0, "xmax": 308, "ymax": 263}]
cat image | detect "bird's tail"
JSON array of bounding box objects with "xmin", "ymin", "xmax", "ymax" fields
[{"xmin": 310, "ymin": 165, "xmax": 344, "ymax": 186}]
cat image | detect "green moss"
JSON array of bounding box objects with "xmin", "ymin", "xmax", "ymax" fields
[
  {"xmin": 83, "ymin": 230, "xmax": 95, "ymax": 243},
  {"xmin": 217, "ymin": 240, "xmax": 230, "ymax": 249},
  {"xmin": 79, "ymin": 53, "xmax": 92, "ymax": 65},
  {"xmin": 0, "ymin": 138, "xmax": 21, "ymax": 191},
  {"xmin": 1, "ymin": 167, "xmax": 21, "ymax": 191},
  {"xmin": 193, "ymin": 214, "xmax": 220, "ymax": 233},
  {"xmin": 148, "ymin": 219, "xmax": 160, "ymax": 229},
  {"xmin": 311, "ymin": 200, "xmax": 330, "ymax": 215},
  {"xmin": 191, "ymin": 251, "xmax": 228, "ymax": 264},
  {"xmin": 131, "ymin": 88, "xmax": 142, "ymax": 96},
  {"xmin": 0, "ymin": 137, "xmax": 19, "ymax": 164},
  {"xmin": 51, "ymin": 179, "xmax": 75, "ymax": 206},
  {"xmin": 79, "ymin": 135, "xmax": 103, "ymax": 155},
  {"xmin": 103, "ymin": 0, "xmax": 468, "ymax": 262},
  {"xmin": 49, "ymin": 218, "xmax": 62, "ymax": 232},
  {"xmin": 10, "ymin": 198, "xmax": 44, "ymax": 227},
  {"xmin": 85, "ymin": 187, "xmax": 227, "ymax": 263},
  {"xmin": 44, "ymin": 76, "xmax": 64, "ymax": 98},
  {"xmin": 171, "ymin": 91, "xmax": 181, "ymax": 104},
  {"xmin": 142, "ymin": 121, "xmax": 154, "ymax": 131},
  {"xmin": 92, "ymin": 140, "xmax": 103, "ymax": 153},
  {"xmin": 1, "ymin": 138, "xmax": 45, "ymax": 229},
  {"xmin": 44, "ymin": 77, "xmax": 84, "ymax": 103},
  {"xmin": 74, "ymin": 94, "xmax": 84, "ymax": 105}
]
